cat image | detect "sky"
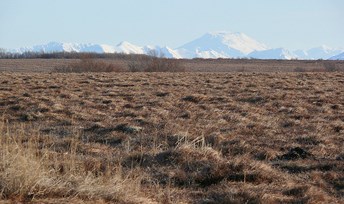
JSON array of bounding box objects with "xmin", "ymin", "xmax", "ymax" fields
[{"xmin": 0, "ymin": 0, "xmax": 343, "ymax": 50}]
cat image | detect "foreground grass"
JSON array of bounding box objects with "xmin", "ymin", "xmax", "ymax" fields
[
  {"xmin": 0, "ymin": 122, "xmax": 153, "ymax": 203},
  {"xmin": 0, "ymin": 72, "xmax": 343, "ymax": 203}
]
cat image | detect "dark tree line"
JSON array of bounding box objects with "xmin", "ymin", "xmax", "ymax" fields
[{"xmin": 0, "ymin": 50, "xmax": 147, "ymax": 60}]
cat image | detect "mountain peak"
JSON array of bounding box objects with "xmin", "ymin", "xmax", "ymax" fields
[
  {"xmin": 320, "ymin": 45, "xmax": 331, "ymax": 50},
  {"xmin": 46, "ymin": 41, "xmax": 63, "ymax": 45},
  {"xmin": 115, "ymin": 41, "xmax": 144, "ymax": 54},
  {"xmin": 206, "ymin": 31, "xmax": 243, "ymax": 37},
  {"xmin": 178, "ymin": 31, "xmax": 268, "ymax": 58},
  {"xmin": 116, "ymin": 41, "xmax": 135, "ymax": 47}
]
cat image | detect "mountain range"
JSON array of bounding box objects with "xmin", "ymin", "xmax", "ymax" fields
[
  {"xmin": 6, "ymin": 32, "xmax": 344, "ymax": 60},
  {"xmin": 329, "ymin": 52, "xmax": 344, "ymax": 60}
]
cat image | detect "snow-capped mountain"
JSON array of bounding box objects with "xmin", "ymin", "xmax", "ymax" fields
[
  {"xmin": 248, "ymin": 48, "xmax": 297, "ymax": 60},
  {"xmin": 293, "ymin": 45, "xmax": 343, "ymax": 60},
  {"xmin": 155, "ymin": 46, "xmax": 182, "ymax": 58},
  {"xmin": 5, "ymin": 32, "xmax": 344, "ymax": 60},
  {"xmin": 293, "ymin": 49, "xmax": 309, "ymax": 59},
  {"xmin": 307, "ymin": 46, "xmax": 343, "ymax": 60},
  {"xmin": 115, "ymin": 41, "xmax": 144, "ymax": 54},
  {"xmin": 11, "ymin": 42, "xmax": 116, "ymax": 54},
  {"xmin": 176, "ymin": 32, "xmax": 268, "ymax": 58},
  {"xmin": 107, "ymin": 41, "xmax": 180, "ymax": 57},
  {"xmin": 329, "ymin": 52, "xmax": 344, "ymax": 60},
  {"xmin": 10, "ymin": 41, "xmax": 181, "ymax": 58}
]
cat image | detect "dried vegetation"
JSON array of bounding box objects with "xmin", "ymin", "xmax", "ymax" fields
[
  {"xmin": 2, "ymin": 58, "xmax": 344, "ymax": 72},
  {"xmin": 0, "ymin": 72, "xmax": 343, "ymax": 203}
]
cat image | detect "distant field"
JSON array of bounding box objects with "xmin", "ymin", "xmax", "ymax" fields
[
  {"xmin": 0, "ymin": 72, "xmax": 343, "ymax": 203},
  {"xmin": 1, "ymin": 58, "xmax": 344, "ymax": 72}
]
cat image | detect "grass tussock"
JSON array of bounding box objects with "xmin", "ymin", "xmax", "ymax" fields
[{"xmin": 0, "ymin": 123, "xmax": 151, "ymax": 203}]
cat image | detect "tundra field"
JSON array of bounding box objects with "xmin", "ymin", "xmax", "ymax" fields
[
  {"xmin": 0, "ymin": 59, "xmax": 344, "ymax": 203},
  {"xmin": 1, "ymin": 58, "xmax": 344, "ymax": 72}
]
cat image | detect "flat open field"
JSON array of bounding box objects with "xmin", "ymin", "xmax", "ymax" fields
[
  {"xmin": 1, "ymin": 58, "xmax": 344, "ymax": 72},
  {"xmin": 0, "ymin": 72, "xmax": 343, "ymax": 203}
]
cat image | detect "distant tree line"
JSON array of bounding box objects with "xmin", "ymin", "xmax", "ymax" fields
[
  {"xmin": 0, "ymin": 49, "xmax": 185, "ymax": 72},
  {"xmin": 0, "ymin": 49, "xmax": 148, "ymax": 60}
]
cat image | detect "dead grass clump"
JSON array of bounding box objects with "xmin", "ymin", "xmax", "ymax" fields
[
  {"xmin": 295, "ymin": 136, "xmax": 320, "ymax": 146},
  {"xmin": 155, "ymin": 92, "xmax": 170, "ymax": 97},
  {"xmin": 196, "ymin": 186, "xmax": 261, "ymax": 204},
  {"xmin": 277, "ymin": 147, "xmax": 313, "ymax": 161},
  {"xmin": 92, "ymin": 133, "xmax": 128, "ymax": 147},
  {"xmin": 253, "ymin": 149, "xmax": 278, "ymax": 161},
  {"xmin": 282, "ymin": 185, "xmax": 309, "ymax": 197},
  {"xmin": 203, "ymin": 134, "xmax": 223, "ymax": 148},
  {"xmin": 219, "ymin": 139, "xmax": 250, "ymax": 156},
  {"xmin": 275, "ymin": 161, "xmax": 337, "ymax": 174},
  {"xmin": 280, "ymin": 119, "xmax": 295, "ymax": 128},
  {"xmin": 84, "ymin": 123, "xmax": 142, "ymax": 135},
  {"xmin": 333, "ymin": 125, "xmax": 343, "ymax": 133},
  {"xmin": 239, "ymin": 96, "xmax": 266, "ymax": 104},
  {"xmin": 20, "ymin": 112, "xmax": 39, "ymax": 121},
  {"xmin": 155, "ymin": 150, "xmax": 181, "ymax": 166},
  {"xmin": 181, "ymin": 95, "xmax": 205, "ymax": 103},
  {"xmin": 122, "ymin": 152, "xmax": 156, "ymax": 168},
  {"xmin": 0, "ymin": 123, "xmax": 148, "ymax": 203},
  {"xmin": 114, "ymin": 123, "xmax": 143, "ymax": 134}
]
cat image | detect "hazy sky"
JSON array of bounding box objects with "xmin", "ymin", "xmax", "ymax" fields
[{"xmin": 0, "ymin": 0, "xmax": 343, "ymax": 50}]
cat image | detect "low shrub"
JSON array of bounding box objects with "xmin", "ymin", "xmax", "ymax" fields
[
  {"xmin": 323, "ymin": 61, "xmax": 337, "ymax": 72},
  {"xmin": 54, "ymin": 57, "xmax": 124, "ymax": 73},
  {"xmin": 128, "ymin": 50, "xmax": 185, "ymax": 72}
]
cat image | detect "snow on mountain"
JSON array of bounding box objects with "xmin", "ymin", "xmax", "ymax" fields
[
  {"xmin": 9, "ymin": 41, "xmax": 181, "ymax": 58},
  {"xmin": 156, "ymin": 46, "xmax": 182, "ymax": 59},
  {"xmin": 248, "ymin": 48, "xmax": 297, "ymax": 60},
  {"xmin": 114, "ymin": 42, "xmax": 181, "ymax": 58},
  {"xmin": 294, "ymin": 46, "xmax": 343, "ymax": 60},
  {"xmin": 195, "ymin": 50, "xmax": 228, "ymax": 59},
  {"xmin": 293, "ymin": 49, "xmax": 309, "ymax": 59},
  {"xmin": 10, "ymin": 42, "xmax": 117, "ymax": 54},
  {"xmin": 174, "ymin": 48, "xmax": 227, "ymax": 59},
  {"xmin": 99, "ymin": 44, "xmax": 117, "ymax": 53},
  {"xmin": 6, "ymin": 32, "xmax": 344, "ymax": 60},
  {"xmin": 307, "ymin": 45, "xmax": 343, "ymax": 60},
  {"xmin": 176, "ymin": 31, "xmax": 268, "ymax": 59},
  {"xmin": 115, "ymin": 41, "xmax": 144, "ymax": 54},
  {"xmin": 329, "ymin": 52, "xmax": 344, "ymax": 60}
]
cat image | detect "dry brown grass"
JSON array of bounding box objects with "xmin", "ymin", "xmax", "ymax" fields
[
  {"xmin": 1, "ymin": 58, "xmax": 344, "ymax": 72},
  {"xmin": 0, "ymin": 123, "xmax": 154, "ymax": 203},
  {"xmin": 0, "ymin": 71, "xmax": 343, "ymax": 203}
]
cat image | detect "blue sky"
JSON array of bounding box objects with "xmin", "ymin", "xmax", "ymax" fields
[{"xmin": 0, "ymin": 0, "xmax": 343, "ymax": 50}]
